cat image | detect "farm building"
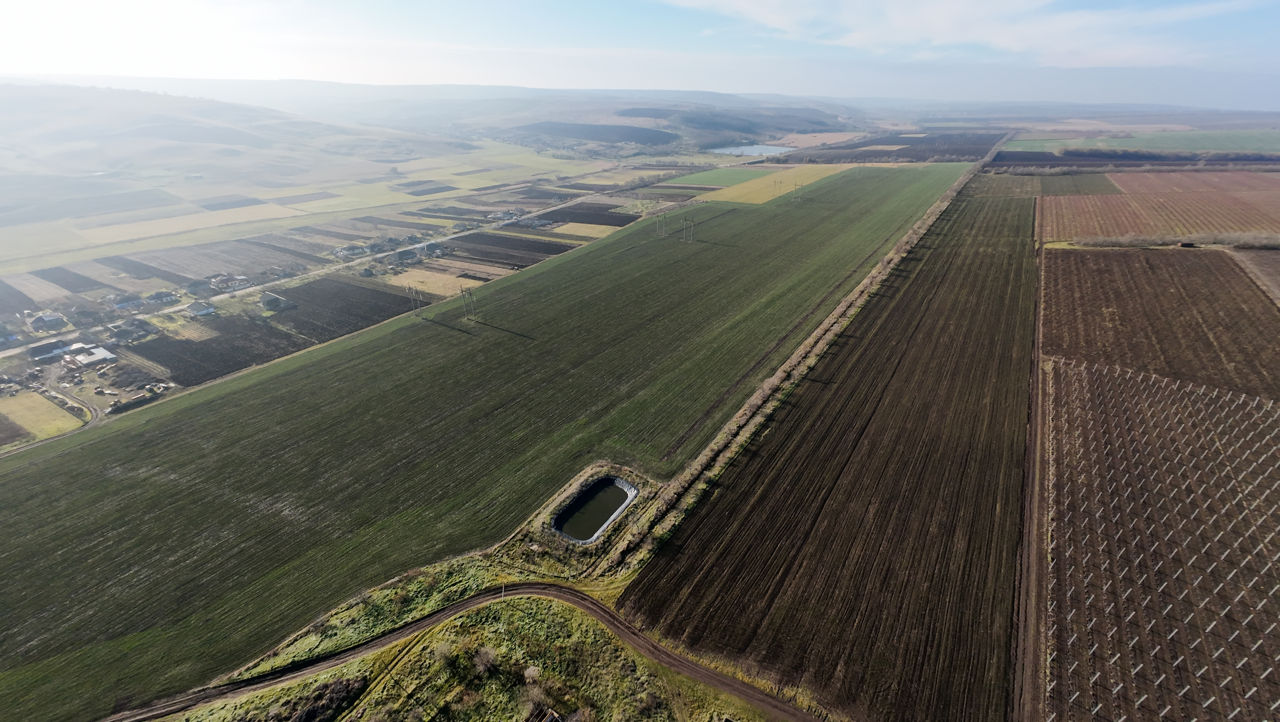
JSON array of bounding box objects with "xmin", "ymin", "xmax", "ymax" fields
[
  {"xmin": 208, "ymin": 274, "xmax": 251, "ymax": 292},
  {"xmin": 186, "ymin": 301, "xmax": 216, "ymax": 317},
  {"xmin": 70, "ymin": 345, "xmax": 116, "ymax": 367},
  {"xmin": 108, "ymin": 318, "xmax": 158, "ymax": 341},
  {"xmin": 333, "ymin": 244, "xmax": 369, "ymax": 259},
  {"xmin": 29, "ymin": 340, "xmax": 76, "ymax": 362},
  {"xmin": 147, "ymin": 290, "xmax": 180, "ymax": 304},
  {"xmin": 113, "ymin": 294, "xmax": 145, "ymax": 310},
  {"xmin": 28, "ymin": 312, "xmax": 67, "ymax": 333}
]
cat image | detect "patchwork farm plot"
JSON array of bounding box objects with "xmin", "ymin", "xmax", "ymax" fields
[
  {"xmin": 1033, "ymin": 197, "xmax": 1280, "ymax": 721},
  {"xmin": 62, "ymin": 260, "xmax": 174, "ymax": 295},
  {"xmin": 1005, "ymin": 129, "xmax": 1280, "ymax": 154},
  {"xmin": 536, "ymin": 202, "xmax": 639, "ymax": 227},
  {"xmin": 780, "ymin": 131, "xmax": 1005, "ymax": 163},
  {"xmin": 129, "ymin": 314, "xmax": 311, "ymax": 386},
  {"xmin": 271, "ymin": 278, "xmax": 414, "ymax": 343},
  {"xmin": 128, "ymin": 278, "xmax": 414, "ymax": 385},
  {"xmin": 1035, "ymin": 171, "xmax": 1280, "ymax": 241},
  {"xmin": 448, "ymin": 232, "xmax": 577, "ymax": 269},
  {"xmin": 1041, "ymin": 249, "xmax": 1280, "ymax": 398},
  {"xmin": 124, "ymin": 240, "xmax": 314, "ymax": 282},
  {"xmin": 29, "ymin": 266, "xmax": 113, "ymax": 293},
  {"xmin": 98, "ymin": 255, "xmax": 196, "ymax": 286},
  {"xmin": 0, "ymin": 392, "xmax": 83, "ymax": 442},
  {"xmin": 1107, "ymin": 171, "xmax": 1280, "ymax": 194},
  {"xmin": 1232, "ymin": 249, "xmax": 1280, "ymax": 303},
  {"xmin": 550, "ymin": 223, "xmax": 613, "ymax": 239},
  {"xmin": 1041, "ymin": 360, "xmax": 1280, "ymax": 721},
  {"xmin": 1038, "ymin": 192, "xmax": 1280, "ymax": 241},
  {"xmin": 0, "ymin": 164, "xmax": 967, "ymax": 720},
  {"xmin": 0, "ymin": 280, "xmax": 35, "ymax": 314},
  {"xmin": 381, "ymin": 267, "xmax": 486, "ymax": 297},
  {"xmin": 1, "ymin": 273, "xmax": 69, "ymax": 303},
  {"xmin": 622, "ymin": 190, "xmax": 1037, "ymax": 720},
  {"xmin": 696, "ymin": 164, "xmax": 852, "ymax": 204},
  {"xmin": 658, "ymin": 168, "xmax": 775, "ymax": 187},
  {"xmin": 967, "ymin": 173, "xmax": 1122, "ymax": 198}
]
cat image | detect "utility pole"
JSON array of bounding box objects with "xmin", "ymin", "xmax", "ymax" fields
[{"xmin": 461, "ymin": 288, "xmax": 479, "ymax": 319}]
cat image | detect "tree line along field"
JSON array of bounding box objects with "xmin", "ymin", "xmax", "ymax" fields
[
  {"xmin": 0, "ymin": 163, "xmax": 966, "ymax": 721},
  {"xmin": 1041, "ymin": 249, "xmax": 1280, "ymax": 399},
  {"xmin": 621, "ymin": 187, "xmax": 1038, "ymax": 720},
  {"xmin": 778, "ymin": 131, "xmax": 1005, "ymax": 163}
]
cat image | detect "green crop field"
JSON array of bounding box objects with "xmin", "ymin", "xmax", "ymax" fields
[
  {"xmin": 1006, "ymin": 129, "xmax": 1280, "ymax": 153},
  {"xmin": 665, "ymin": 167, "xmax": 775, "ymax": 186},
  {"xmin": 0, "ymin": 163, "xmax": 966, "ymax": 720}
]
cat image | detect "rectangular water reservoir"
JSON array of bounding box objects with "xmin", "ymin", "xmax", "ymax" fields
[{"xmin": 553, "ymin": 476, "xmax": 636, "ymax": 543}]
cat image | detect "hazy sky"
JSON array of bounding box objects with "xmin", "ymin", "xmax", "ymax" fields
[{"xmin": 3, "ymin": 0, "xmax": 1279, "ymax": 108}]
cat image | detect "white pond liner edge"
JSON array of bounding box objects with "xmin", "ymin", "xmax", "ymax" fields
[{"xmin": 556, "ymin": 477, "xmax": 638, "ymax": 545}]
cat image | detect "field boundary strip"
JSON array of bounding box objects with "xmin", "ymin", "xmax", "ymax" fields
[
  {"xmin": 103, "ymin": 583, "xmax": 817, "ymax": 722},
  {"xmin": 1014, "ymin": 197, "xmax": 1049, "ymax": 722}
]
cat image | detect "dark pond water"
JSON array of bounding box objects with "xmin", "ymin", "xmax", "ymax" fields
[{"xmin": 554, "ymin": 477, "xmax": 631, "ymax": 542}]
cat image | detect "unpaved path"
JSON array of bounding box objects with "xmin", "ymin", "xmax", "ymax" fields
[{"xmin": 103, "ymin": 583, "xmax": 815, "ymax": 722}]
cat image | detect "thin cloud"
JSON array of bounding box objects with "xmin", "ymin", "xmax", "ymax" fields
[{"xmin": 662, "ymin": 0, "xmax": 1260, "ymax": 67}]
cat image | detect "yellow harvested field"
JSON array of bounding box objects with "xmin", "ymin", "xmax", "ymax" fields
[
  {"xmin": 80, "ymin": 204, "xmax": 306, "ymax": 244},
  {"xmin": 574, "ymin": 167, "xmax": 665, "ymax": 185},
  {"xmin": 0, "ymin": 392, "xmax": 83, "ymax": 440},
  {"xmin": 0, "ymin": 222, "xmax": 92, "ymax": 265},
  {"xmin": 554, "ymin": 223, "xmax": 615, "ymax": 239},
  {"xmin": 423, "ymin": 258, "xmax": 515, "ymax": 279},
  {"xmin": 2, "ymin": 273, "xmax": 72, "ymax": 302},
  {"xmin": 854, "ymin": 144, "xmax": 909, "ymax": 151},
  {"xmin": 698, "ymin": 164, "xmax": 855, "ymax": 204},
  {"xmin": 384, "ymin": 268, "xmax": 485, "ymax": 297},
  {"xmin": 150, "ymin": 315, "xmax": 219, "ymax": 341},
  {"xmin": 64, "ymin": 261, "xmax": 170, "ymax": 294}
]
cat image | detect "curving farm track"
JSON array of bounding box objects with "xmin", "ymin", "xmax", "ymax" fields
[{"xmin": 102, "ymin": 583, "xmax": 815, "ymax": 722}]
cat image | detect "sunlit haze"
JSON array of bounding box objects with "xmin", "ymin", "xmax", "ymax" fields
[{"xmin": 3, "ymin": 0, "xmax": 1280, "ymax": 108}]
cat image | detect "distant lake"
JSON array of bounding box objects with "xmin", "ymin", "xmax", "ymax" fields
[{"xmin": 709, "ymin": 144, "xmax": 793, "ymax": 156}]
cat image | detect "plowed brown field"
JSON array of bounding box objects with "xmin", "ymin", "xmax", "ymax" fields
[
  {"xmin": 1042, "ymin": 249, "xmax": 1280, "ymax": 398},
  {"xmin": 622, "ymin": 192, "xmax": 1038, "ymax": 721},
  {"xmin": 1107, "ymin": 171, "xmax": 1280, "ymax": 194},
  {"xmin": 1037, "ymin": 192, "xmax": 1280, "ymax": 240}
]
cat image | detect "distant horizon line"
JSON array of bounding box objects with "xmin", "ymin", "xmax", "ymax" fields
[{"xmin": 5, "ymin": 73, "xmax": 1274, "ymax": 115}]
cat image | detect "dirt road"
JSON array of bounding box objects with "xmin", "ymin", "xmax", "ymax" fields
[{"xmin": 103, "ymin": 583, "xmax": 815, "ymax": 722}]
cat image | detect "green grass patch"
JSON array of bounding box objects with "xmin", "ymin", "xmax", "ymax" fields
[
  {"xmin": 181, "ymin": 598, "xmax": 766, "ymax": 722},
  {"xmin": 0, "ymin": 164, "xmax": 967, "ymax": 720},
  {"xmin": 665, "ymin": 168, "xmax": 774, "ymax": 186},
  {"xmin": 1006, "ymin": 130, "xmax": 1280, "ymax": 154}
]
